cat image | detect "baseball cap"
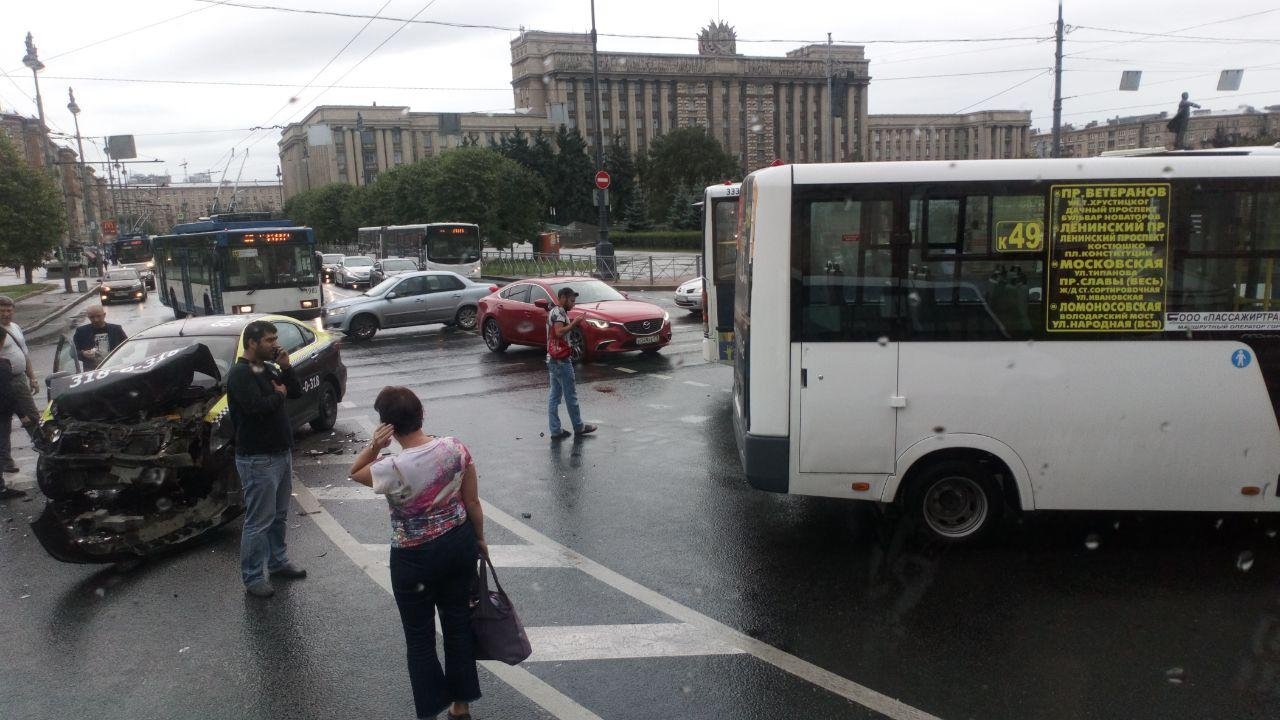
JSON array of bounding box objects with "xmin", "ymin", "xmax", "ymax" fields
[{"xmin": 556, "ymin": 287, "xmax": 579, "ymax": 298}]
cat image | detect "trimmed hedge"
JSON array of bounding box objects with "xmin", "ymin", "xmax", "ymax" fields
[{"xmin": 608, "ymin": 230, "xmax": 701, "ymax": 251}]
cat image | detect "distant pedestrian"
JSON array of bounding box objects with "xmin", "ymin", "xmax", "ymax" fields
[
  {"xmin": 0, "ymin": 295, "xmax": 43, "ymax": 499},
  {"xmin": 226, "ymin": 320, "xmax": 306, "ymax": 598},
  {"xmin": 545, "ymin": 286, "xmax": 597, "ymax": 441},
  {"xmin": 72, "ymin": 305, "xmax": 127, "ymax": 370},
  {"xmin": 1167, "ymin": 92, "xmax": 1201, "ymax": 150},
  {"xmin": 348, "ymin": 386, "xmax": 489, "ymax": 720}
]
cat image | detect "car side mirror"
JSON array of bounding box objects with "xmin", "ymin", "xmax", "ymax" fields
[
  {"xmin": 386, "ymin": 292, "xmax": 398, "ymax": 300},
  {"xmin": 534, "ymin": 298, "xmax": 550, "ymax": 310}
]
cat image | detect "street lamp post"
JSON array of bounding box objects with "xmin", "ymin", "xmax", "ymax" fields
[
  {"xmin": 589, "ymin": 0, "xmax": 615, "ymax": 280},
  {"xmin": 68, "ymin": 88, "xmax": 98, "ymax": 285},
  {"xmin": 24, "ymin": 34, "xmax": 75, "ymax": 292}
]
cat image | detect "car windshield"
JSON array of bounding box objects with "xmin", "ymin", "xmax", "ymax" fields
[
  {"xmin": 383, "ymin": 258, "xmax": 417, "ymax": 271},
  {"xmin": 322, "ymin": 254, "xmax": 343, "ymax": 264},
  {"xmin": 365, "ymin": 277, "xmax": 399, "ymax": 296},
  {"xmin": 105, "ymin": 269, "xmax": 139, "ymax": 281},
  {"xmin": 551, "ymin": 280, "xmax": 626, "ymax": 304},
  {"xmin": 345, "ymin": 257, "xmax": 374, "ymax": 267},
  {"xmin": 98, "ymin": 335, "xmax": 239, "ymax": 379}
]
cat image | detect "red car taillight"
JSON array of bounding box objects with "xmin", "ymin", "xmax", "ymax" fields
[{"xmin": 488, "ymin": 284, "xmax": 498, "ymax": 293}]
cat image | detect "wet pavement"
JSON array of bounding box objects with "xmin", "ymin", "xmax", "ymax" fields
[{"xmin": 3, "ymin": 284, "xmax": 1280, "ymax": 719}]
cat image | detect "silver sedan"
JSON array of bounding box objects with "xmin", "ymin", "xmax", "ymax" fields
[
  {"xmin": 322, "ymin": 270, "xmax": 497, "ymax": 341},
  {"xmin": 674, "ymin": 276, "xmax": 704, "ymax": 313}
]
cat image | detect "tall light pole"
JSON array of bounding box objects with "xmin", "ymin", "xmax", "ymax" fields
[
  {"xmin": 68, "ymin": 88, "xmax": 96, "ymax": 287},
  {"xmin": 1051, "ymin": 0, "xmax": 1064, "ymax": 158},
  {"xmin": 590, "ymin": 0, "xmax": 615, "ymax": 279},
  {"xmin": 21, "ymin": 33, "xmax": 49, "ymax": 166}
]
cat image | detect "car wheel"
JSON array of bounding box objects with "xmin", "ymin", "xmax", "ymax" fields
[
  {"xmin": 169, "ymin": 289, "xmax": 185, "ymax": 319},
  {"xmin": 483, "ymin": 318, "xmax": 508, "ymax": 353},
  {"xmin": 455, "ymin": 305, "xmax": 478, "ymax": 331},
  {"xmin": 908, "ymin": 459, "xmax": 1003, "ymax": 543},
  {"xmin": 347, "ymin": 314, "xmax": 378, "ymax": 341},
  {"xmin": 310, "ymin": 382, "xmax": 339, "ymax": 432},
  {"xmin": 569, "ymin": 328, "xmax": 588, "ymax": 363}
]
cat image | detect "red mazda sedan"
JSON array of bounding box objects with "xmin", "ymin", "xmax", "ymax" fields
[{"xmin": 477, "ymin": 277, "xmax": 672, "ymax": 362}]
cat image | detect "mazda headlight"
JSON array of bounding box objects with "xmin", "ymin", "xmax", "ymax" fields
[
  {"xmin": 662, "ymin": 310, "xmax": 670, "ymax": 323},
  {"xmin": 585, "ymin": 318, "xmax": 610, "ymax": 330}
]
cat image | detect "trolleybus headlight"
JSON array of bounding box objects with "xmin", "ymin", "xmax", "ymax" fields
[
  {"xmin": 300, "ymin": 299, "xmax": 318, "ymax": 309},
  {"xmin": 232, "ymin": 305, "xmax": 254, "ymax": 314}
]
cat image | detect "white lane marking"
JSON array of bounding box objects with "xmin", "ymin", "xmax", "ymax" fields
[
  {"xmin": 361, "ymin": 543, "xmax": 575, "ymax": 569},
  {"xmin": 614, "ymin": 367, "xmax": 637, "ymax": 374},
  {"xmin": 479, "ymin": 501, "xmax": 942, "ymax": 720},
  {"xmin": 682, "ymin": 380, "xmax": 710, "ymax": 388},
  {"xmin": 291, "ymin": 481, "xmax": 601, "ymax": 720},
  {"xmin": 651, "ymin": 374, "xmax": 672, "ymax": 380},
  {"xmin": 339, "ymin": 400, "xmax": 357, "ymax": 409},
  {"xmin": 314, "ymin": 485, "xmax": 379, "ymax": 501},
  {"xmin": 679, "ymin": 415, "xmax": 709, "ymax": 424},
  {"xmin": 523, "ymin": 623, "xmax": 744, "ymax": 663}
]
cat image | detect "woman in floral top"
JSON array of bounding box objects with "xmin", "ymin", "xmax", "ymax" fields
[{"xmin": 349, "ymin": 386, "xmax": 488, "ymax": 720}]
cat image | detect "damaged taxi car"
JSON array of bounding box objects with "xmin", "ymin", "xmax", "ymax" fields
[{"xmin": 32, "ymin": 314, "xmax": 347, "ymax": 563}]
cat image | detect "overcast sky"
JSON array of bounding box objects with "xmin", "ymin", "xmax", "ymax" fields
[{"xmin": 4, "ymin": 0, "xmax": 1279, "ymax": 182}]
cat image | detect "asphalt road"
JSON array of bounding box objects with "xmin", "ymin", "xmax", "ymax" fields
[{"xmin": 3, "ymin": 285, "xmax": 1279, "ymax": 720}]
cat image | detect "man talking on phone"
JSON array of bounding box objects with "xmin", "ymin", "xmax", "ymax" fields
[{"xmin": 227, "ymin": 320, "xmax": 305, "ymax": 598}]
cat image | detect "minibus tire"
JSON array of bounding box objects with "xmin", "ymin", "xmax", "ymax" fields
[{"xmin": 908, "ymin": 459, "xmax": 1002, "ymax": 543}]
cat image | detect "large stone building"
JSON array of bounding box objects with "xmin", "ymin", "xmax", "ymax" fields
[
  {"xmin": 279, "ymin": 22, "xmax": 1031, "ymax": 200},
  {"xmin": 116, "ymin": 180, "xmax": 283, "ymax": 230},
  {"xmin": 1, "ymin": 110, "xmax": 111, "ymax": 248},
  {"xmin": 1031, "ymin": 105, "xmax": 1280, "ymax": 157}
]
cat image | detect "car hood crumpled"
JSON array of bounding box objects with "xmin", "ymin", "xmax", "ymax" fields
[{"xmin": 49, "ymin": 343, "xmax": 221, "ymax": 422}]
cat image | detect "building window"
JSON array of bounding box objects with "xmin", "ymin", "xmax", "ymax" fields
[
  {"xmin": 392, "ymin": 150, "xmax": 403, "ymax": 164},
  {"xmin": 361, "ymin": 130, "xmax": 375, "ymax": 147},
  {"xmin": 423, "ymin": 133, "xmax": 432, "ymax": 148}
]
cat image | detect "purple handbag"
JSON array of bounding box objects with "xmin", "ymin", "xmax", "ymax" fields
[{"xmin": 470, "ymin": 555, "xmax": 532, "ymax": 665}]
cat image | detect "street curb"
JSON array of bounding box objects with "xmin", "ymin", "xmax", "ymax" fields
[
  {"xmin": 481, "ymin": 276, "xmax": 682, "ymax": 292},
  {"xmin": 25, "ymin": 286, "xmax": 98, "ymax": 333}
]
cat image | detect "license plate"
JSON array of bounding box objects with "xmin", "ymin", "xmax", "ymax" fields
[{"xmin": 636, "ymin": 335, "xmax": 660, "ymax": 345}]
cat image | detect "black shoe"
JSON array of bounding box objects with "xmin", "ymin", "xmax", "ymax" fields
[
  {"xmin": 0, "ymin": 487, "xmax": 26, "ymax": 500},
  {"xmin": 574, "ymin": 424, "xmax": 598, "ymax": 436},
  {"xmin": 549, "ymin": 430, "xmax": 572, "ymax": 441},
  {"xmin": 3, "ymin": 462, "xmax": 18, "ymax": 473}
]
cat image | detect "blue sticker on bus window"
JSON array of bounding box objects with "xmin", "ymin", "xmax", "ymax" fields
[{"xmin": 1232, "ymin": 348, "xmax": 1253, "ymax": 368}]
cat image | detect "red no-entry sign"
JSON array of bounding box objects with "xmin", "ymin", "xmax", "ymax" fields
[{"xmin": 594, "ymin": 170, "xmax": 611, "ymax": 190}]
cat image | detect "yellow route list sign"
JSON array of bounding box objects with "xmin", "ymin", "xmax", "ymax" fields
[{"xmin": 1047, "ymin": 183, "xmax": 1171, "ymax": 332}]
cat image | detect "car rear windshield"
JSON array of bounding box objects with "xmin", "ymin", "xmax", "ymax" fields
[
  {"xmin": 383, "ymin": 258, "xmax": 417, "ymax": 270},
  {"xmin": 551, "ymin": 280, "xmax": 625, "ymax": 304},
  {"xmin": 99, "ymin": 335, "xmax": 239, "ymax": 379},
  {"xmin": 322, "ymin": 254, "xmax": 343, "ymax": 264},
  {"xmin": 345, "ymin": 257, "xmax": 373, "ymax": 267},
  {"xmin": 106, "ymin": 269, "xmax": 140, "ymax": 281}
]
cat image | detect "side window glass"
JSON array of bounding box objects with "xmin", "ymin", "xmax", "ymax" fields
[
  {"xmin": 275, "ymin": 322, "xmax": 306, "ymax": 353},
  {"xmin": 298, "ymin": 326, "xmax": 315, "ymax": 346},
  {"xmin": 530, "ymin": 286, "xmax": 553, "ymax": 306},
  {"xmin": 55, "ymin": 336, "xmax": 79, "ymax": 373},
  {"xmin": 1173, "ymin": 186, "xmax": 1279, "ymax": 312},
  {"xmin": 504, "ymin": 284, "xmax": 531, "ymax": 303},
  {"xmin": 396, "ymin": 276, "xmax": 428, "ymax": 296},
  {"xmin": 441, "ymin": 275, "xmax": 465, "ymax": 291},
  {"xmin": 795, "ymin": 197, "xmax": 898, "ymax": 341}
]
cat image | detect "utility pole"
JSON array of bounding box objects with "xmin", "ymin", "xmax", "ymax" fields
[
  {"xmin": 24, "ymin": 33, "xmax": 74, "ymax": 290},
  {"xmin": 68, "ymin": 88, "xmax": 98, "ymax": 284},
  {"xmin": 590, "ymin": 0, "xmax": 615, "ymax": 280},
  {"xmin": 1051, "ymin": 0, "xmax": 1064, "ymax": 158},
  {"xmin": 103, "ymin": 138, "xmax": 120, "ymax": 227},
  {"xmin": 826, "ymin": 32, "xmax": 835, "ymax": 163}
]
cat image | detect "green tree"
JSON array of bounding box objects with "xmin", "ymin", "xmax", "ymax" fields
[
  {"xmin": 643, "ymin": 127, "xmax": 739, "ymax": 224},
  {"xmin": 0, "ymin": 133, "xmax": 67, "ymax": 283},
  {"xmin": 623, "ymin": 185, "xmax": 654, "ymax": 231},
  {"xmin": 604, "ymin": 134, "xmax": 637, "ymax": 221},
  {"xmin": 664, "ymin": 184, "xmax": 703, "ymax": 230},
  {"xmin": 551, "ymin": 126, "xmax": 595, "ymax": 224},
  {"xmin": 283, "ymin": 183, "xmax": 355, "ymax": 248},
  {"xmin": 422, "ymin": 147, "xmax": 548, "ymax": 249},
  {"xmin": 370, "ymin": 160, "xmax": 438, "ymax": 224}
]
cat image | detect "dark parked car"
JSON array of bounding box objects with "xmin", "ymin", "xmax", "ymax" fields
[
  {"xmin": 368, "ymin": 257, "xmax": 420, "ymax": 285},
  {"xmin": 33, "ymin": 313, "xmax": 347, "ymax": 564}
]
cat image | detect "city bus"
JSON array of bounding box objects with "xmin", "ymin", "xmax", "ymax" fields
[
  {"xmin": 153, "ymin": 217, "xmax": 322, "ymax": 319},
  {"xmin": 733, "ymin": 152, "xmax": 1280, "ymax": 541},
  {"xmin": 702, "ymin": 182, "xmax": 741, "ymax": 363},
  {"xmin": 356, "ymin": 223, "xmax": 483, "ymax": 279},
  {"xmin": 113, "ymin": 234, "xmax": 156, "ymax": 288}
]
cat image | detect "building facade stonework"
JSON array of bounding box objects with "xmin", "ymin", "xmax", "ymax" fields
[
  {"xmin": 1, "ymin": 110, "xmax": 111, "ymax": 247},
  {"xmin": 116, "ymin": 181, "xmax": 283, "ymax": 229},
  {"xmin": 279, "ymin": 23, "xmax": 1033, "ymax": 201},
  {"xmin": 1032, "ymin": 106, "xmax": 1280, "ymax": 157}
]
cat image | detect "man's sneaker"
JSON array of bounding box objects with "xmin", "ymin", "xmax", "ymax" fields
[
  {"xmin": 549, "ymin": 430, "xmax": 572, "ymax": 441},
  {"xmin": 574, "ymin": 424, "xmax": 598, "ymax": 436},
  {"xmin": 269, "ymin": 563, "xmax": 308, "ymax": 580},
  {"xmin": 0, "ymin": 487, "xmax": 26, "ymax": 500},
  {"xmin": 245, "ymin": 581, "xmax": 275, "ymax": 598},
  {"xmin": 3, "ymin": 462, "xmax": 18, "ymax": 473}
]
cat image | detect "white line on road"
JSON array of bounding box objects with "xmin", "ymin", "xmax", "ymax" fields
[
  {"xmin": 478, "ymin": 502, "xmax": 943, "ymax": 720},
  {"xmin": 339, "ymin": 400, "xmax": 357, "ymax": 409},
  {"xmin": 682, "ymin": 380, "xmax": 710, "ymax": 388},
  {"xmin": 291, "ymin": 481, "xmax": 602, "ymax": 720},
  {"xmin": 614, "ymin": 367, "xmax": 638, "ymax": 374},
  {"xmin": 361, "ymin": 542, "xmax": 576, "ymax": 569},
  {"xmin": 651, "ymin": 374, "xmax": 672, "ymax": 380},
  {"xmin": 523, "ymin": 623, "xmax": 745, "ymax": 663}
]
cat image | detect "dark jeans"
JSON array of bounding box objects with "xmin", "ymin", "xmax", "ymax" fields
[{"xmin": 391, "ymin": 520, "xmax": 482, "ymax": 719}]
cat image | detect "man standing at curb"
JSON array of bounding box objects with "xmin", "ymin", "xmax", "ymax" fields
[
  {"xmin": 73, "ymin": 305, "xmax": 127, "ymax": 370},
  {"xmin": 546, "ymin": 286, "xmax": 598, "ymax": 441},
  {"xmin": 0, "ymin": 295, "xmax": 43, "ymax": 499},
  {"xmin": 227, "ymin": 320, "xmax": 306, "ymax": 598}
]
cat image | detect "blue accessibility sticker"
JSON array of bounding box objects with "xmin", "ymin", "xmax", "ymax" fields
[{"xmin": 1232, "ymin": 348, "xmax": 1253, "ymax": 368}]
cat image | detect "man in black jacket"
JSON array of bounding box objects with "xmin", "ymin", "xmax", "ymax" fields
[
  {"xmin": 228, "ymin": 320, "xmax": 305, "ymax": 598},
  {"xmin": 72, "ymin": 305, "xmax": 127, "ymax": 370}
]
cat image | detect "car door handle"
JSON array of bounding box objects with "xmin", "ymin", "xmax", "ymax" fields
[
  {"xmin": 452, "ymin": 294, "xmax": 461, "ymax": 298},
  {"xmin": 308, "ymin": 353, "xmax": 319, "ymax": 361}
]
